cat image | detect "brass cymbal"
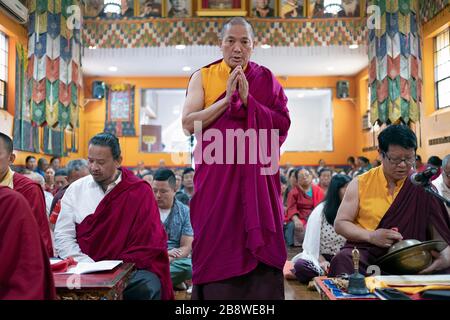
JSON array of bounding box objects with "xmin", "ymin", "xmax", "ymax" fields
[{"xmin": 376, "ymin": 240, "xmax": 448, "ymax": 275}]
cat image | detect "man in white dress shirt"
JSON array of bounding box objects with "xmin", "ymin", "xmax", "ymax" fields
[
  {"xmin": 433, "ymin": 154, "xmax": 450, "ymax": 217},
  {"xmin": 54, "ymin": 133, "xmax": 173, "ymax": 300}
]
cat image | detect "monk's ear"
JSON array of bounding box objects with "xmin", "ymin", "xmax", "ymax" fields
[
  {"xmin": 9, "ymin": 153, "xmax": 15, "ymax": 165},
  {"xmin": 377, "ymin": 148, "xmax": 383, "ymax": 157},
  {"xmin": 115, "ymin": 155, "xmax": 123, "ymax": 168}
]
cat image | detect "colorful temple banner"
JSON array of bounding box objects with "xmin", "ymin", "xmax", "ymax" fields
[
  {"xmin": 369, "ymin": 0, "xmax": 422, "ymax": 125},
  {"xmin": 13, "ymin": 44, "xmax": 39, "ymax": 153},
  {"xmin": 26, "ymin": 0, "xmax": 82, "ymax": 155},
  {"xmin": 419, "ymin": 0, "xmax": 449, "ymax": 23}
]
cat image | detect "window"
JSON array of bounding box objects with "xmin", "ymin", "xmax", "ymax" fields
[
  {"xmin": 140, "ymin": 89, "xmax": 192, "ymax": 153},
  {"xmin": 0, "ymin": 31, "xmax": 8, "ymax": 110},
  {"xmin": 434, "ymin": 28, "xmax": 450, "ymax": 109},
  {"xmin": 282, "ymin": 89, "xmax": 333, "ymax": 152}
]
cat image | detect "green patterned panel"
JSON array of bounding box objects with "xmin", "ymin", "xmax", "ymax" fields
[
  {"xmin": 388, "ymin": 98, "xmax": 402, "ymax": 123},
  {"xmin": 389, "ymin": 77, "xmax": 401, "ymax": 101},
  {"xmin": 378, "ymin": 100, "xmax": 389, "ymax": 124},
  {"xmin": 32, "ymin": 101, "xmax": 46, "ymax": 125},
  {"xmin": 58, "ymin": 103, "xmax": 70, "ymax": 128},
  {"xmin": 400, "ymin": 98, "xmax": 410, "ymax": 123}
]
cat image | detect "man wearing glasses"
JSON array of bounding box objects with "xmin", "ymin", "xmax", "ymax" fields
[
  {"xmin": 433, "ymin": 154, "xmax": 450, "ymax": 217},
  {"xmin": 329, "ymin": 125, "xmax": 450, "ymax": 276}
]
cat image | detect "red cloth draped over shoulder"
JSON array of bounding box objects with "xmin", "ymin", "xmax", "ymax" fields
[
  {"xmin": 13, "ymin": 173, "xmax": 54, "ymax": 257},
  {"xmin": 75, "ymin": 168, "xmax": 174, "ymax": 300},
  {"xmin": 0, "ymin": 186, "xmax": 56, "ymax": 300}
]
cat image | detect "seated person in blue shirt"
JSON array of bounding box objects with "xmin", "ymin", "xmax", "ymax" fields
[{"xmin": 153, "ymin": 169, "xmax": 194, "ymax": 288}]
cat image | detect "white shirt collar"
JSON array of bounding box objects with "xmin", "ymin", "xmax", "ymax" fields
[{"xmin": 88, "ymin": 170, "xmax": 122, "ymax": 195}]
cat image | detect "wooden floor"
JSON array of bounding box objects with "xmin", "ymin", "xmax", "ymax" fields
[{"xmin": 174, "ymin": 246, "xmax": 321, "ymax": 300}]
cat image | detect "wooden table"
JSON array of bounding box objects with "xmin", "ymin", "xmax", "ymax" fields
[{"xmin": 53, "ymin": 263, "xmax": 135, "ymax": 300}]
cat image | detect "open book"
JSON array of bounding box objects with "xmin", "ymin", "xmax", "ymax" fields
[{"xmin": 51, "ymin": 259, "xmax": 123, "ymax": 274}]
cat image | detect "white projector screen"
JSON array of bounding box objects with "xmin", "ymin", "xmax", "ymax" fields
[{"xmin": 281, "ymin": 89, "xmax": 333, "ymax": 152}]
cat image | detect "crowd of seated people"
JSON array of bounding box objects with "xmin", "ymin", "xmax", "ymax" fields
[
  {"xmin": 280, "ymin": 150, "xmax": 449, "ymax": 285},
  {"xmin": 2, "ymin": 126, "xmax": 449, "ymax": 299}
]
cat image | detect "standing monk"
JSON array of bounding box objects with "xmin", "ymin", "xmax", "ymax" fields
[{"xmin": 182, "ymin": 17, "xmax": 290, "ymax": 299}]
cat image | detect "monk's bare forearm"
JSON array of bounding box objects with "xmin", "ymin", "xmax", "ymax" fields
[
  {"xmin": 335, "ymin": 220, "xmax": 372, "ymax": 243},
  {"xmin": 183, "ymin": 98, "xmax": 229, "ymax": 134}
]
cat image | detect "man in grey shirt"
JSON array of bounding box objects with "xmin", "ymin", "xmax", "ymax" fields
[{"xmin": 153, "ymin": 168, "xmax": 193, "ymax": 288}]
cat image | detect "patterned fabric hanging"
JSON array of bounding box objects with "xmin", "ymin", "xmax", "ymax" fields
[
  {"xmin": 27, "ymin": 0, "xmax": 82, "ymax": 155},
  {"xmin": 13, "ymin": 44, "xmax": 39, "ymax": 153},
  {"xmin": 420, "ymin": 0, "xmax": 449, "ymax": 23},
  {"xmin": 369, "ymin": 0, "xmax": 422, "ymax": 125},
  {"xmin": 82, "ymin": 18, "xmax": 368, "ymax": 49}
]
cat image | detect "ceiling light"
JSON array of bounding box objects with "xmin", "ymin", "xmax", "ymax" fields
[
  {"xmin": 261, "ymin": 44, "xmax": 271, "ymax": 49},
  {"xmin": 175, "ymin": 45, "xmax": 186, "ymax": 50},
  {"xmin": 88, "ymin": 45, "xmax": 97, "ymax": 50},
  {"xmin": 182, "ymin": 66, "xmax": 191, "ymax": 72},
  {"xmin": 327, "ymin": 66, "xmax": 335, "ymax": 71},
  {"xmin": 297, "ymin": 93, "xmax": 305, "ymax": 98},
  {"xmin": 108, "ymin": 66, "xmax": 118, "ymax": 72},
  {"xmin": 349, "ymin": 44, "xmax": 359, "ymax": 49},
  {"xmin": 104, "ymin": 0, "xmax": 121, "ymax": 15}
]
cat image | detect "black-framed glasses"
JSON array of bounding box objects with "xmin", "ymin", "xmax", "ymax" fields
[{"xmin": 382, "ymin": 152, "xmax": 416, "ymax": 166}]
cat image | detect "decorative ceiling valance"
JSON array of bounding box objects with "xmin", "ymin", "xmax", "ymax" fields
[
  {"xmin": 419, "ymin": 0, "xmax": 449, "ymax": 23},
  {"xmin": 82, "ymin": 17, "xmax": 367, "ymax": 48}
]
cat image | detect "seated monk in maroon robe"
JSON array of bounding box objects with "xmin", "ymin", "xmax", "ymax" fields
[
  {"xmin": 182, "ymin": 17, "xmax": 290, "ymax": 299},
  {"xmin": 0, "ymin": 133, "xmax": 53, "ymax": 257},
  {"xmin": 54, "ymin": 133, "xmax": 173, "ymax": 300},
  {"xmin": 285, "ymin": 167, "xmax": 324, "ymax": 246},
  {"xmin": 0, "ymin": 186, "xmax": 56, "ymax": 299},
  {"xmin": 330, "ymin": 125, "xmax": 450, "ymax": 276}
]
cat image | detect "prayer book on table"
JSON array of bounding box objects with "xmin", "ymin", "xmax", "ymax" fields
[{"xmin": 50, "ymin": 259, "xmax": 123, "ymax": 274}]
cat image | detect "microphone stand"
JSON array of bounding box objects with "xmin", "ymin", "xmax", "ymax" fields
[{"xmin": 423, "ymin": 182, "xmax": 450, "ymax": 208}]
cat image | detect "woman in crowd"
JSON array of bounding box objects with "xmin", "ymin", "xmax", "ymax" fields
[
  {"xmin": 290, "ymin": 174, "xmax": 352, "ymax": 283},
  {"xmin": 285, "ymin": 167, "xmax": 324, "ymax": 247}
]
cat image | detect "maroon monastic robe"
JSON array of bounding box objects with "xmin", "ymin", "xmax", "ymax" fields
[
  {"xmin": 329, "ymin": 178, "xmax": 450, "ymax": 276},
  {"xmin": 0, "ymin": 186, "xmax": 56, "ymax": 299},
  {"xmin": 190, "ymin": 60, "xmax": 291, "ymax": 286},
  {"xmin": 13, "ymin": 173, "xmax": 53, "ymax": 257},
  {"xmin": 76, "ymin": 168, "xmax": 174, "ymax": 300}
]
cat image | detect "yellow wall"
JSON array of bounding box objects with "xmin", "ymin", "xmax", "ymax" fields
[
  {"xmin": 81, "ymin": 75, "xmax": 358, "ymax": 167},
  {"xmin": 419, "ymin": 8, "xmax": 450, "ymax": 159},
  {"xmin": 353, "ymin": 68, "xmax": 380, "ymax": 161},
  {"xmin": 0, "ymin": 11, "xmax": 26, "ymax": 116},
  {"xmin": 0, "ymin": 11, "xmax": 55, "ymax": 166},
  {"xmin": 81, "ymin": 77, "xmax": 190, "ymax": 167},
  {"xmin": 279, "ymin": 76, "xmax": 358, "ymax": 166}
]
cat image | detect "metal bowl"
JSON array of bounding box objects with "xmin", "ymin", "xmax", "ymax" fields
[
  {"xmin": 387, "ymin": 239, "xmax": 422, "ymax": 254},
  {"xmin": 377, "ymin": 240, "xmax": 447, "ymax": 275}
]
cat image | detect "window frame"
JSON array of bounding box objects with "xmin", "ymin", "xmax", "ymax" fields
[
  {"xmin": 434, "ymin": 27, "xmax": 450, "ymax": 110},
  {"xmin": 0, "ymin": 31, "xmax": 8, "ymax": 111}
]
